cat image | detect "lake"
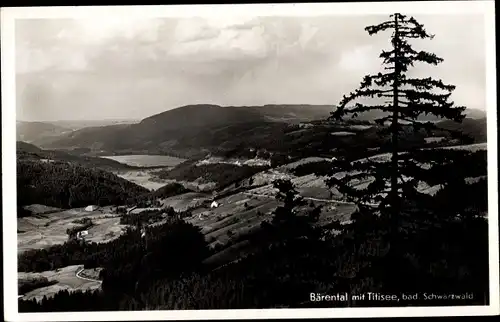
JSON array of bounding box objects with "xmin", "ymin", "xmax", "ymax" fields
[{"xmin": 100, "ymin": 154, "xmax": 186, "ymax": 168}]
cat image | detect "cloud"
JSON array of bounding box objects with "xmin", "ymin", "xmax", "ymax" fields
[
  {"xmin": 14, "ymin": 14, "xmax": 487, "ymax": 121},
  {"xmin": 338, "ymin": 45, "xmax": 378, "ymax": 72}
]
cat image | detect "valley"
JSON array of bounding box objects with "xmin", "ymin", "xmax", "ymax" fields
[
  {"xmin": 15, "ymin": 103, "xmax": 489, "ymax": 309},
  {"xmin": 9, "ymin": 7, "xmax": 495, "ymax": 314}
]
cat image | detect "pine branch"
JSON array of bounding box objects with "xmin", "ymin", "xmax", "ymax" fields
[
  {"xmin": 331, "ymin": 103, "xmax": 393, "ymax": 121},
  {"xmin": 365, "ymin": 20, "xmax": 395, "ymax": 35},
  {"xmin": 404, "ymin": 102, "xmax": 466, "ymax": 122},
  {"xmin": 402, "ymin": 89, "xmax": 452, "ymax": 102},
  {"xmin": 401, "ymin": 77, "xmax": 456, "ymax": 91},
  {"xmin": 384, "ymin": 51, "xmax": 444, "ymax": 71}
]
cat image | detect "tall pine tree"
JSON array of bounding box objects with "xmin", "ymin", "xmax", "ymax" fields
[
  {"xmin": 327, "ymin": 13, "xmax": 466, "ymax": 222},
  {"xmin": 323, "ymin": 13, "xmax": 488, "ymax": 300}
]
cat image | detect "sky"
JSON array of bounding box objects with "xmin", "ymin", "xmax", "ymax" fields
[{"xmin": 15, "ymin": 13, "xmax": 486, "ymax": 121}]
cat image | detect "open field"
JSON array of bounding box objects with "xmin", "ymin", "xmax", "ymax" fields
[
  {"xmin": 197, "ymin": 156, "xmax": 271, "ymax": 167},
  {"xmin": 439, "ymin": 142, "xmax": 487, "ymax": 152},
  {"xmin": 112, "ymin": 169, "xmax": 172, "ymax": 191},
  {"xmin": 247, "ymin": 173, "xmax": 334, "ymax": 199},
  {"xmin": 18, "ymin": 207, "xmax": 127, "ymax": 254},
  {"xmin": 346, "ymin": 125, "xmax": 373, "ymax": 131},
  {"xmin": 159, "ymin": 192, "xmax": 212, "ymax": 212},
  {"xmin": 278, "ymin": 157, "xmax": 331, "ymax": 172},
  {"xmin": 330, "ymin": 131, "xmax": 356, "ymax": 136},
  {"xmin": 249, "ymin": 169, "xmax": 294, "ymax": 186},
  {"xmin": 101, "ymin": 154, "xmax": 186, "ymax": 167},
  {"xmin": 18, "ymin": 265, "xmax": 101, "ymax": 302}
]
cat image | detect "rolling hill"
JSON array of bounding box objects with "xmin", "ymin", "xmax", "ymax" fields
[
  {"xmin": 16, "ymin": 119, "xmax": 139, "ymax": 147},
  {"xmin": 39, "ymin": 104, "xmax": 487, "ymax": 159},
  {"xmin": 49, "ymin": 119, "xmax": 139, "ymax": 130},
  {"xmin": 16, "ymin": 121, "xmax": 72, "ymax": 145},
  {"xmin": 436, "ymin": 117, "xmax": 487, "ymax": 143},
  {"xmin": 40, "ymin": 104, "xmax": 331, "ymax": 157}
]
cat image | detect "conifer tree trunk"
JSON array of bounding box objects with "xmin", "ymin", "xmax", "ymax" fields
[{"xmin": 391, "ymin": 13, "xmax": 400, "ymax": 219}]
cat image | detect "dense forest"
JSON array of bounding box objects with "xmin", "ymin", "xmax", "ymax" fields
[
  {"xmin": 19, "ymin": 277, "xmax": 58, "ymax": 295},
  {"xmin": 157, "ymin": 161, "xmax": 269, "ymax": 191},
  {"xmin": 291, "ymin": 160, "xmax": 333, "ymax": 177},
  {"xmin": 17, "ymin": 160, "xmax": 149, "ymax": 209}
]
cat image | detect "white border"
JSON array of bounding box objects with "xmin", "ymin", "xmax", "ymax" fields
[{"xmin": 2, "ymin": 1, "xmax": 498, "ymax": 321}]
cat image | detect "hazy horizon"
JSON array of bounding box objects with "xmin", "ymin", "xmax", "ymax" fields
[
  {"xmin": 16, "ymin": 103, "xmax": 486, "ymax": 124},
  {"xmin": 16, "ymin": 13, "xmax": 487, "ymax": 122}
]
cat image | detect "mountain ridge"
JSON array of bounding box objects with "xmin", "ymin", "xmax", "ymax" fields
[{"xmin": 23, "ymin": 104, "xmax": 486, "ymax": 158}]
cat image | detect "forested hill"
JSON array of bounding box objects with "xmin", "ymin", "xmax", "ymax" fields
[
  {"xmin": 17, "ymin": 159, "xmax": 150, "ymax": 209},
  {"xmin": 39, "ymin": 104, "xmax": 487, "ymax": 159},
  {"xmin": 17, "ymin": 141, "xmax": 136, "ymax": 171},
  {"xmin": 39, "ymin": 104, "xmax": 333, "ymax": 156},
  {"xmin": 436, "ymin": 117, "xmax": 487, "ymax": 143},
  {"xmin": 16, "ymin": 121, "xmax": 71, "ymax": 143},
  {"xmin": 17, "ymin": 141, "xmax": 43, "ymax": 153}
]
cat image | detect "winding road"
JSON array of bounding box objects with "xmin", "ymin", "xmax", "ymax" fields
[{"xmin": 75, "ymin": 267, "xmax": 102, "ymax": 283}]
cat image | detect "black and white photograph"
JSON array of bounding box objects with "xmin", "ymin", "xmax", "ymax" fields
[{"xmin": 2, "ymin": 1, "xmax": 499, "ymax": 320}]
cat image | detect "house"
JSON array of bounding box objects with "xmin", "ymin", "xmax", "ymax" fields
[
  {"xmin": 210, "ymin": 201, "xmax": 219, "ymax": 208},
  {"xmin": 84, "ymin": 205, "xmax": 99, "ymax": 212}
]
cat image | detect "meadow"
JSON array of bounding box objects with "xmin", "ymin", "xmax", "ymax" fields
[
  {"xmin": 18, "ymin": 265, "xmax": 101, "ymax": 302},
  {"xmin": 17, "ymin": 206, "xmax": 127, "ymax": 254}
]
